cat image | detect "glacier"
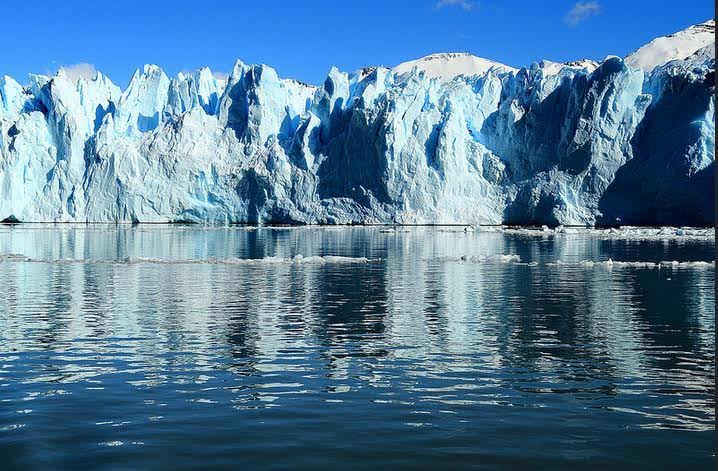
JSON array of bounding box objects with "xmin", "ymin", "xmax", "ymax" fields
[{"xmin": 0, "ymin": 21, "xmax": 714, "ymax": 225}]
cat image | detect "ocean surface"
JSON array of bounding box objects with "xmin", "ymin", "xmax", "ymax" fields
[{"xmin": 0, "ymin": 225, "xmax": 714, "ymax": 469}]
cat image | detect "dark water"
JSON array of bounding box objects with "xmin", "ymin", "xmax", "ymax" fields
[{"xmin": 0, "ymin": 225, "xmax": 714, "ymax": 470}]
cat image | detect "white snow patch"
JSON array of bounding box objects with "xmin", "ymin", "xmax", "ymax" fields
[
  {"xmin": 537, "ymin": 59, "xmax": 599, "ymax": 76},
  {"xmin": 393, "ymin": 52, "xmax": 516, "ymax": 81},
  {"xmin": 625, "ymin": 20, "xmax": 715, "ymax": 71}
]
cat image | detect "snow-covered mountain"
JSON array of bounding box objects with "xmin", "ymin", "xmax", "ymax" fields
[
  {"xmin": 625, "ymin": 19, "xmax": 715, "ymax": 71},
  {"xmin": 537, "ymin": 59, "xmax": 600, "ymax": 76},
  {"xmin": 392, "ymin": 52, "xmax": 517, "ymax": 80},
  {"xmin": 0, "ymin": 21, "xmax": 714, "ymax": 225}
]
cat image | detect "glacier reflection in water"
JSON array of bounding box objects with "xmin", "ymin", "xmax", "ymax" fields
[{"xmin": 0, "ymin": 225, "xmax": 714, "ymax": 469}]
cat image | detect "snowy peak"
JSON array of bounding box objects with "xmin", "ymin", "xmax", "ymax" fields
[
  {"xmin": 392, "ymin": 52, "xmax": 516, "ymax": 80},
  {"xmin": 690, "ymin": 42, "xmax": 716, "ymax": 65},
  {"xmin": 536, "ymin": 59, "xmax": 600, "ymax": 76},
  {"xmin": 625, "ymin": 19, "xmax": 715, "ymax": 72}
]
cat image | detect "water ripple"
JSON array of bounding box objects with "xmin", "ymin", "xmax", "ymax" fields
[{"xmin": 0, "ymin": 226, "xmax": 713, "ymax": 469}]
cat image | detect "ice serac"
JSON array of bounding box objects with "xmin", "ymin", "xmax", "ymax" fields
[
  {"xmin": 0, "ymin": 21, "xmax": 714, "ymax": 225},
  {"xmin": 167, "ymin": 67, "xmax": 225, "ymax": 117},
  {"xmin": 114, "ymin": 65, "xmax": 170, "ymax": 136}
]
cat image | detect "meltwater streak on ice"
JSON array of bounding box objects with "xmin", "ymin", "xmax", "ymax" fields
[{"xmin": 0, "ymin": 226, "xmax": 714, "ymax": 469}]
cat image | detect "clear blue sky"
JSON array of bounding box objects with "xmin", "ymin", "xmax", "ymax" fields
[{"xmin": 1, "ymin": 1, "xmax": 712, "ymax": 86}]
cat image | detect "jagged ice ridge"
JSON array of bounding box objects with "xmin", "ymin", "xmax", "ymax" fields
[{"xmin": 0, "ymin": 21, "xmax": 714, "ymax": 225}]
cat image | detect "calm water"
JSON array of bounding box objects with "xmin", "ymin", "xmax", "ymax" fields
[{"xmin": 0, "ymin": 225, "xmax": 714, "ymax": 470}]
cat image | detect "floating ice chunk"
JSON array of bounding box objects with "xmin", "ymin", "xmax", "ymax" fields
[
  {"xmin": 0, "ymin": 255, "xmax": 375, "ymax": 265},
  {"xmin": 547, "ymin": 259, "xmax": 714, "ymax": 269},
  {"xmin": 446, "ymin": 254, "xmax": 521, "ymax": 264},
  {"xmin": 501, "ymin": 227, "xmax": 714, "ymax": 240}
]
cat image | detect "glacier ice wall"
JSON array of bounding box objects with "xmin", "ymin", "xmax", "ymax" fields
[{"xmin": 0, "ymin": 51, "xmax": 714, "ymax": 225}]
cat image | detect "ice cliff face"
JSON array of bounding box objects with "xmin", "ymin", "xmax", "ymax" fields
[{"xmin": 0, "ymin": 22, "xmax": 714, "ymax": 225}]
